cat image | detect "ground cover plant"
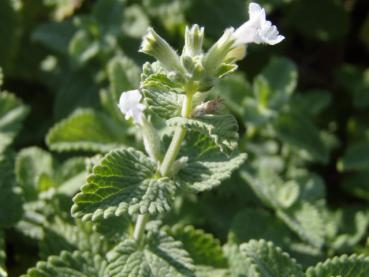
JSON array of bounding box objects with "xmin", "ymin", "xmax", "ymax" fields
[{"xmin": 1, "ymin": 0, "xmax": 369, "ymax": 276}]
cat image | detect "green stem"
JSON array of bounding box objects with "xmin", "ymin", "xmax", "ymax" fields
[
  {"xmin": 133, "ymin": 91, "xmax": 194, "ymax": 242},
  {"xmin": 159, "ymin": 91, "xmax": 193, "ymax": 176},
  {"xmin": 133, "ymin": 214, "xmax": 149, "ymax": 241}
]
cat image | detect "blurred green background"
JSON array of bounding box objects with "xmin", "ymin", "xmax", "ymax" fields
[{"xmin": 1, "ymin": 0, "xmax": 369, "ymax": 275}]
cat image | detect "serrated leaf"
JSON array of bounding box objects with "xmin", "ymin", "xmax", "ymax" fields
[
  {"xmin": 223, "ymin": 243, "xmax": 255, "ymax": 277},
  {"xmin": 176, "ymin": 133, "xmax": 246, "ymax": 192},
  {"xmin": 0, "ymin": 231, "xmax": 6, "ymax": 277},
  {"xmin": 142, "ymin": 73, "xmax": 184, "ymax": 119},
  {"xmin": 167, "ymin": 225, "xmax": 227, "ymax": 267},
  {"xmin": 15, "ymin": 147, "xmax": 54, "ymax": 201},
  {"xmin": 72, "ymin": 148, "xmax": 177, "ymax": 221},
  {"xmin": 338, "ymin": 141, "xmax": 369, "ymax": 171},
  {"xmin": 107, "ymin": 232, "xmax": 195, "ymax": 277},
  {"xmin": 277, "ymin": 203, "xmax": 325, "ymax": 249},
  {"xmin": 239, "ymin": 239, "xmax": 304, "ymax": 277},
  {"xmin": 0, "ymin": 92, "xmax": 30, "ymax": 153},
  {"xmin": 168, "ymin": 113, "xmax": 239, "ymax": 153},
  {"xmin": 195, "ymin": 266, "xmax": 229, "ymax": 277},
  {"xmin": 274, "ymin": 112, "xmax": 328, "ymax": 163},
  {"xmin": 0, "ymin": 152, "xmax": 23, "ymax": 227},
  {"xmin": 40, "ymin": 218, "xmax": 112, "ymax": 259},
  {"xmin": 46, "ymin": 109, "xmax": 126, "ymax": 153},
  {"xmin": 306, "ymin": 254, "xmax": 369, "ymax": 277},
  {"xmin": 229, "ymin": 209, "xmax": 291, "ymax": 247},
  {"xmin": 241, "ymin": 170, "xmax": 299, "ymax": 209},
  {"xmin": 23, "ymin": 250, "xmax": 107, "ymax": 277}
]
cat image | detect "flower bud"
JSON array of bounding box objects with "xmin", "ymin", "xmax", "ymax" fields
[
  {"xmin": 203, "ymin": 28, "xmax": 236, "ymax": 76},
  {"xmin": 139, "ymin": 27, "xmax": 185, "ymax": 75},
  {"xmin": 182, "ymin": 24, "xmax": 204, "ymax": 57}
]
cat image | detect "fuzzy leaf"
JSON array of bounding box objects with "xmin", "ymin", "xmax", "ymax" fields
[
  {"xmin": 72, "ymin": 148, "xmax": 176, "ymax": 221},
  {"xmin": 274, "ymin": 112, "xmax": 328, "ymax": 163},
  {"xmin": 176, "ymin": 133, "xmax": 246, "ymax": 192},
  {"xmin": 46, "ymin": 109, "xmax": 126, "ymax": 153},
  {"xmin": 0, "ymin": 92, "xmax": 30, "ymax": 153},
  {"xmin": 168, "ymin": 113, "xmax": 239, "ymax": 153},
  {"xmin": 167, "ymin": 225, "xmax": 227, "ymax": 267},
  {"xmin": 277, "ymin": 203, "xmax": 325, "ymax": 249},
  {"xmin": 239, "ymin": 239, "xmax": 304, "ymax": 277},
  {"xmin": 15, "ymin": 147, "xmax": 54, "ymax": 201},
  {"xmin": 107, "ymin": 232, "xmax": 195, "ymax": 277},
  {"xmin": 142, "ymin": 73, "xmax": 183, "ymax": 119},
  {"xmin": 306, "ymin": 254, "xmax": 369, "ymax": 277},
  {"xmin": 23, "ymin": 250, "xmax": 108, "ymax": 277}
]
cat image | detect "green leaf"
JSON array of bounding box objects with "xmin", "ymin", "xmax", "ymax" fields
[
  {"xmin": 23, "ymin": 250, "xmax": 108, "ymax": 277},
  {"xmin": 107, "ymin": 232, "xmax": 195, "ymax": 277},
  {"xmin": 338, "ymin": 141, "xmax": 369, "ymax": 171},
  {"xmin": 342, "ymin": 171, "xmax": 369, "ymax": 201},
  {"xmin": 0, "ymin": 152, "xmax": 23, "ymax": 227},
  {"xmin": 306, "ymin": 254, "xmax": 369, "ymax": 277},
  {"xmin": 15, "ymin": 147, "xmax": 54, "ymax": 201},
  {"xmin": 195, "ymin": 266, "xmax": 228, "ymax": 277},
  {"xmin": 229, "ymin": 209, "xmax": 291, "ymax": 247},
  {"xmin": 32, "ymin": 21, "xmax": 76, "ymax": 54},
  {"xmin": 0, "ymin": 231, "xmax": 6, "ymax": 277},
  {"xmin": 0, "ymin": 92, "xmax": 30, "ymax": 153},
  {"xmin": 277, "ymin": 203, "xmax": 325, "ymax": 249},
  {"xmin": 223, "ymin": 243, "xmax": 255, "ymax": 277},
  {"xmin": 241, "ymin": 170, "xmax": 299, "ymax": 209},
  {"xmin": 108, "ymin": 55, "xmax": 140, "ymax": 98},
  {"xmin": 239, "ymin": 240, "xmax": 304, "ymax": 277},
  {"xmin": 72, "ymin": 148, "xmax": 177, "ymax": 221},
  {"xmin": 142, "ymin": 73, "xmax": 184, "ymax": 119},
  {"xmin": 274, "ymin": 112, "xmax": 328, "ymax": 163},
  {"xmin": 40, "ymin": 217, "xmax": 112, "ymax": 259},
  {"xmin": 257, "ymin": 57, "xmax": 298, "ymax": 110},
  {"xmin": 166, "ymin": 225, "xmax": 227, "ymax": 267},
  {"xmin": 69, "ymin": 30, "xmax": 99, "ymax": 65},
  {"xmin": 176, "ymin": 133, "xmax": 246, "ymax": 192},
  {"xmin": 291, "ymin": 90, "xmax": 332, "ymax": 116},
  {"xmin": 168, "ymin": 113, "xmax": 239, "ymax": 153},
  {"xmin": 46, "ymin": 109, "xmax": 126, "ymax": 153}
]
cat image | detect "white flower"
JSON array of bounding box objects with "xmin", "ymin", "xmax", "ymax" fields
[
  {"xmin": 233, "ymin": 2, "xmax": 285, "ymax": 46},
  {"xmin": 118, "ymin": 90, "xmax": 145, "ymax": 125}
]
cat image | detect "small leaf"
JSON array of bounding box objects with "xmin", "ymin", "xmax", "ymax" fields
[
  {"xmin": 306, "ymin": 254, "xmax": 369, "ymax": 277},
  {"xmin": 142, "ymin": 73, "xmax": 184, "ymax": 119},
  {"xmin": 15, "ymin": 147, "xmax": 54, "ymax": 201},
  {"xmin": 277, "ymin": 203, "xmax": 325, "ymax": 249},
  {"xmin": 46, "ymin": 109, "xmax": 126, "ymax": 153},
  {"xmin": 338, "ymin": 141, "xmax": 369, "ymax": 171},
  {"xmin": 258, "ymin": 57, "xmax": 298, "ymax": 110},
  {"xmin": 72, "ymin": 148, "xmax": 176, "ymax": 221},
  {"xmin": 23, "ymin": 250, "xmax": 108, "ymax": 277},
  {"xmin": 240, "ymin": 239, "xmax": 304, "ymax": 277},
  {"xmin": 168, "ymin": 113, "xmax": 239, "ymax": 153},
  {"xmin": 274, "ymin": 112, "xmax": 328, "ymax": 163},
  {"xmin": 176, "ymin": 133, "xmax": 246, "ymax": 192},
  {"xmin": 0, "ymin": 92, "xmax": 30, "ymax": 153},
  {"xmin": 167, "ymin": 225, "xmax": 227, "ymax": 267},
  {"xmin": 107, "ymin": 231, "xmax": 195, "ymax": 277}
]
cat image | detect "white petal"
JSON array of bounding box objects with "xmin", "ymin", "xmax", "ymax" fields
[{"xmin": 118, "ymin": 90, "xmax": 145, "ymax": 125}]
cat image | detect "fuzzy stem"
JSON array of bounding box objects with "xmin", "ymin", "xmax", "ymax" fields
[
  {"xmin": 133, "ymin": 214, "xmax": 149, "ymax": 241},
  {"xmin": 159, "ymin": 91, "xmax": 193, "ymax": 176},
  {"xmin": 133, "ymin": 91, "xmax": 194, "ymax": 242}
]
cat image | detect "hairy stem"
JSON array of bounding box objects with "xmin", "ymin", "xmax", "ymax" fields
[
  {"xmin": 133, "ymin": 214, "xmax": 149, "ymax": 241},
  {"xmin": 133, "ymin": 91, "xmax": 194, "ymax": 241},
  {"xmin": 159, "ymin": 92, "xmax": 193, "ymax": 176}
]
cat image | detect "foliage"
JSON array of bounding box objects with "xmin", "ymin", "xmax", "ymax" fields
[{"xmin": 0, "ymin": 0, "xmax": 368, "ymax": 276}]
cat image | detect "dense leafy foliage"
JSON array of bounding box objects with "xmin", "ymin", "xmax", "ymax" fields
[{"xmin": 1, "ymin": 0, "xmax": 369, "ymax": 276}]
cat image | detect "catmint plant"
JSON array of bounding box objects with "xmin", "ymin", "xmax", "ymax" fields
[{"xmin": 68, "ymin": 2, "xmax": 283, "ymax": 275}]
